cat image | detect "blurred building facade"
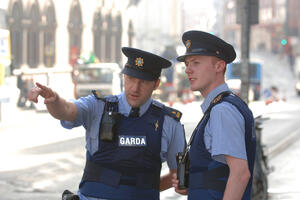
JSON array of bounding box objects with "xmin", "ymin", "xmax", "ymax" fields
[
  {"xmin": 2, "ymin": 0, "xmax": 228, "ymax": 75},
  {"xmin": 132, "ymin": 0, "xmax": 221, "ymax": 55},
  {"xmin": 2, "ymin": 0, "xmax": 136, "ymax": 74},
  {"xmin": 223, "ymin": 0, "xmax": 300, "ymax": 55},
  {"xmin": 133, "ymin": 0, "xmax": 184, "ymax": 54}
]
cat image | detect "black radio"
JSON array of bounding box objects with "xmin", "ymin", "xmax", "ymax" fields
[
  {"xmin": 176, "ymin": 151, "xmax": 190, "ymax": 189},
  {"xmin": 100, "ymin": 103, "xmax": 120, "ymax": 142}
]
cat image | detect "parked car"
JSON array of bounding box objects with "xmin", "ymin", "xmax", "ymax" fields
[
  {"xmin": 226, "ymin": 62, "xmax": 262, "ymax": 101},
  {"xmin": 74, "ymin": 63, "xmax": 122, "ymax": 99}
]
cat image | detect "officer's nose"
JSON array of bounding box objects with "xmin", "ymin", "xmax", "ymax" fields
[
  {"xmin": 185, "ymin": 65, "xmax": 192, "ymax": 75},
  {"xmin": 131, "ymin": 81, "xmax": 140, "ymax": 92}
]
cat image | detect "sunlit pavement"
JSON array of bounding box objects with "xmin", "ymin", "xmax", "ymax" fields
[
  {"xmin": 267, "ymin": 128, "xmax": 300, "ymax": 200},
  {"xmin": 0, "ymin": 97, "xmax": 84, "ymax": 172}
]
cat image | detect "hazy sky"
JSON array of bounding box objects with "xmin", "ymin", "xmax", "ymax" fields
[{"xmin": 182, "ymin": 0, "xmax": 217, "ymax": 31}]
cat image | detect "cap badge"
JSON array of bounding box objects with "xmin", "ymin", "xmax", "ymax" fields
[
  {"xmin": 135, "ymin": 57, "xmax": 144, "ymax": 67},
  {"xmin": 216, "ymin": 50, "xmax": 220, "ymax": 55},
  {"xmin": 185, "ymin": 40, "xmax": 191, "ymax": 49}
]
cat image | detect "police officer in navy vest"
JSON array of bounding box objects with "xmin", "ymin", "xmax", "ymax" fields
[
  {"xmin": 28, "ymin": 47, "xmax": 186, "ymax": 200},
  {"xmin": 172, "ymin": 30, "xmax": 256, "ymax": 200}
]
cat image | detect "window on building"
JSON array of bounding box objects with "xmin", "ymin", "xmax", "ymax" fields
[
  {"xmin": 105, "ymin": 13, "xmax": 113, "ymax": 62},
  {"xmin": 0, "ymin": 8, "xmax": 6, "ymax": 29},
  {"xmin": 128, "ymin": 20, "xmax": 135, "ymax": 47},
  {"xmin": 43, "ymin": 0, "xmax": 57, "ymax": 68},
  {"xmin": 8, "ymin": 2, "xmax": 23, "ymax": 69},
  {"xmin": 68, "ymin": 0, "xmax": 83, "ymax": 66},
  {"xmin": 114, "ymin": 13, "xmax": 122, "ymax": 64},
  {"xmin": 93, "ymin": 9, "xmax": 104, "ymax": 62},
  {"xmin": 27, "ymin": 4, "xmax": 41, "ymax": 68}
]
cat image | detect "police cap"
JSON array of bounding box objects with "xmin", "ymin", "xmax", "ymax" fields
[
  {"xmin": 122, "ymin": 47, "xmax": 172, "ymax": 81},
  {"xmin": 177, "ymin": 30, "xmax": 236, "ymax": 64}
]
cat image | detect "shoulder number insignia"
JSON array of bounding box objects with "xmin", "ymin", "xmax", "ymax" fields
[
  {"xmin": 164, "ymin": 106, "xmax": 182, "ymax": 121},
  {"xmin": 172, "ymin": 110, "xmax": 182, "ymax": 120},
  {"xmin": 92, "ymin": 90, "xmax": 102, "ymax": 99},
  {"xmin": 210, "ymin": 91, "xmax": 232, "ymax": 105},
  {"xmin": 211, "ymin": 94, "xmax": 222, "ymax": 104}
]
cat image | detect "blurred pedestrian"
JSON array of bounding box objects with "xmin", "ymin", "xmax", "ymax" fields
[
  {"xmin": 28, "ymin": 47, "xmax": 186, "ymax": 200},
  {"xmin": 287, "ymin": 45, "xmax": 295, "ymax": 73},
  {"xmin": 264, "ymin": 85, "xmax": 285, "ymax": 105},
  {"xmin": 17, "ymin": 72, "xmax": 29, "ymax": 108},
  {"xmin": 172, "ymin": 30, "xmax": 256, "ymax": 200}
]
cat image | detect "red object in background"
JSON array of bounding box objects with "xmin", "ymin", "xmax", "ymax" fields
[{"xmin": 70, "ymin": 46, "xmax": 78, "ymax": 67}]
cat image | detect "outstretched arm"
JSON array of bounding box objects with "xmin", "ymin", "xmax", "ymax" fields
[{"xmin": 28, "ymin": 82, "xmax": 78, "ymax": 122}]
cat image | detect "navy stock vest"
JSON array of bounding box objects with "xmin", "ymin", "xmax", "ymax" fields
[
  {"xmin": 79, "ymin": 99, "xmax": 166, "ymax": 200},
  {"xmin": 188, "ymin": 93, "xmax": 256, "ymax": 200}
]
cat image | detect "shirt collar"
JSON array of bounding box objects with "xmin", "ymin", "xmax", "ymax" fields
[
  {"xmin": 119, "ymin": 92, "xmax": 152, "ymax": 117},
  {"xmin": 201, "ymin": 83, "xmax": 230, "ymax": 113}
]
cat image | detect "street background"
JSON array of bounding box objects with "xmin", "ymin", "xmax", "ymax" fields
[
  {"xmin": 1, "ymin": 50, "xmax": 300, "ymax": 199},
  {"xmin": 1, "ymin": 0, "xmax": 300, "ymax": 199}
]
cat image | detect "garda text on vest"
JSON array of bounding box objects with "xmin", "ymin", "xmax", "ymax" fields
[{"xmin": 118, "ymin": 135, "xmax": 147, "ymax": 147}]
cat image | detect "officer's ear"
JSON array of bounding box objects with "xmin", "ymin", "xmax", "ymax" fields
[
  {"xmin": 154, "ymin": 79, "xmax": 160, "ymax": 90},
  {"xmin": 214, "ymin": 59, "xmax": 226, "ymax": 73}
]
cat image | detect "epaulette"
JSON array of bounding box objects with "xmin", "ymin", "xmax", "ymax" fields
[
  {"xmin": 92, "ymin": 90, "xmax": 118, "ymax": 102},
  {"xmin": 205, "ymin": 91, "xmax": 232, "ymax": 115},
  {"xmin": 210, "ymin": 91, "xmax": 232, "ymax": 105},
  {"xmin": 92, "ymin": 90, "xmax": 103, "ymax": 100},
  {"xmin": 164, "ymin": 106, "xmax": 182, "ymax": 121},
  {"xmin": 151, "ymin": 100, "xmax": 164, "ymax": 108},
  {"xmin": 105, "ymin": 95, "xmax": 119, "ymax": 102}
]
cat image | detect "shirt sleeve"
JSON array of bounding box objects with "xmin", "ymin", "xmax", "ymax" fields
[
  {"xmin": 161, "ymin": 116, "xmax": 186, "ymax": 170},
  {"xmin": 61, "ymin": 95, "xmax": 103, "ymax": 130},
  {"xmin": 206, "ymin": 102, "xmax": 247, "ymax": 164}
]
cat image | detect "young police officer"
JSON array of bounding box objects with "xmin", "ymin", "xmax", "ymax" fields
[
  {"xmin": 172, "ymin": 30, "xmax": 256, "ymax": 200},
  {"xmin": 28, "ymin": 47, "xmax": 186, "ymax": 200}
]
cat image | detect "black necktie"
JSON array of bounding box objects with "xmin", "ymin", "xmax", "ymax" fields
[{"xmin": 129, "ymin": 107, "xmax": 140, "ymax": 118}]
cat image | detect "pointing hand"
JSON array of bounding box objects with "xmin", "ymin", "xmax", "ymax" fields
[{"xmin": 28, "ymin": 82, "xmax": 58, "ymax": 104}]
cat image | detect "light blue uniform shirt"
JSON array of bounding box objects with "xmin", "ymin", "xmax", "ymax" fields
[
  {"xmin": 62, "ymin": 92, "xmax": 185, "ymax": 199},
  {"xmin": 201, "ymin": 83, "xmax": 247, "ymax": 164},
  {"xmin": 61, "ymin": 92, "xmax": 186, "ymax": 169}
]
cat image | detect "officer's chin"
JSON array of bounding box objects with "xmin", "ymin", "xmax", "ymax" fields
[{"xmin": 128, "ymin": 100, "xmax": 139, "ymax": 108}]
